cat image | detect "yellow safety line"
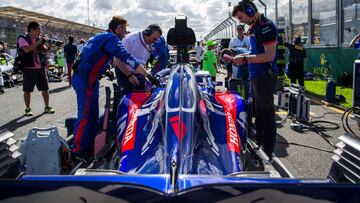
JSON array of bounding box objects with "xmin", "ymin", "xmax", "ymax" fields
[
  {"xmin": 310, "ymin": 98, "xmax": 345, "ymax": 114},
  {"xmin": 324, "ymin": 105, "xmax": 344, "ymax": 114}
]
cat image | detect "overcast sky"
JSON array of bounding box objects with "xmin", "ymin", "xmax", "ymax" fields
[{"xmin": 0, "ymin": 0, "xmax": 242, "ymax": 39}]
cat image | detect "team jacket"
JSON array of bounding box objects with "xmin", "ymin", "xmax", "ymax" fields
[{"xmin": 77, "ymin": 31, "xmax": 140, "ymax": 86}]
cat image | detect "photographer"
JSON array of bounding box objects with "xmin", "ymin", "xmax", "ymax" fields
[
  {"xmin": 229, "ymin": 0, "xmax": 278, "ymax": 160},
  {"xmin": 17, "ymin": 21, "xmax": 54, "ymax": 116}
]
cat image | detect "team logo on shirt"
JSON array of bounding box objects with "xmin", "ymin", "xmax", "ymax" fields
[{"xmin": 261, "ymin": 26, "xmax": 272, "ymax": 35}]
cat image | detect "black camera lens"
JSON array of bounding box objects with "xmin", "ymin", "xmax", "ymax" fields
[{"xmin": 45, "ymin": 39, "xmax": 63, "ymax": 46}]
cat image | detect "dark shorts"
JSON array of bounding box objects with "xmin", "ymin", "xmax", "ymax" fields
[{"xmin": 23, "ymin": 68, "xmax": 49, "ymax": 92}]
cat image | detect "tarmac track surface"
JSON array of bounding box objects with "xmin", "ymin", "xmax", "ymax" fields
[{"xmin": 0, "ymin": 76, "xmax": 359, "ymax": 179}]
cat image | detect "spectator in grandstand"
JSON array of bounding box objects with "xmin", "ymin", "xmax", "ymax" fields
[
  {"xmin": 77, "ymin": 39, "xmax": 86, "ymax": 55},
  {"xmin": 71, "ymin": 16, "xmax": 159, "ymax": 159},
  {"xmin": 230, "ymin": 0, "xmax": 278, "ymax": 160},
  {"xmin": 114, "ymin": 24, "xmax": 162, "ymax": 98},
  {"xmin": 149, "ymin": 35, "xmax": 170, "ymax": 75},
  {"xmin": 285, "ymin": 36, "xmax": 306, "ymax": 86},
  {"xmin": 17, "ymin": 21, "xmax": 55, "ymax": 116},
  {"xmin": 228, "ymin": 24, "xmax": 250, "ymax": 99},
  {"xmin": 350, "ymin": 33, "xmax": 360, "ymax": 59},
  {"xmin": 64, "ymin": 36, "xmax": 77, "ymax": 86},
  {"xmin": 202, "ymin": 40, "xmax": 218, "ymax": 81}
]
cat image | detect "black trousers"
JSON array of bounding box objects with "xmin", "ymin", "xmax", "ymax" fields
[
  {"xmin": 288, "ymin": 63, "xmax": 304, "ymax": 86},
  {"xmin": 251, "ymin": 70, "xmax": 277, "ymax": 158}
]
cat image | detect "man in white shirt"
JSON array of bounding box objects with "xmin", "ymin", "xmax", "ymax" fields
[
  {"xmin": 227, "ymin": 24, "xmax": 250, "ymax": 99},
  {"xmin": 115, "ymin": 24, "xmax": 162, "ymax": 98},
  {"xmin": 229, "ymin": 24, "xmax": 249, "ymax": 50},
  {"xmin": 77, "ymin": 39, "xmax": 85, "ymax": 55},
  {"xmin": 194, "ymin": 41, "xmax": 203, "ymax": 70}
]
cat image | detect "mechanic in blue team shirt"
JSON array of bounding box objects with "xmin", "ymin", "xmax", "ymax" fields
[
  {"xmin": 229, "ymin": 0, "xmax": 278, "ymax": 160},
  {"xmin": 350, "ymin": 33, "xmax": 360, "ymax": 59},
  {"xmin": 150, "ymin": 35, "xmax": 169, "ymax": 75},
  {"xmin": 71, "ymin": 16, "xmax": 160, "ymax": 158}
]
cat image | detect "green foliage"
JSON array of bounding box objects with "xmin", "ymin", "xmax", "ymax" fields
[{"xmin": 304, "ymin": 80, "xmax": 353, "ymax": 109}]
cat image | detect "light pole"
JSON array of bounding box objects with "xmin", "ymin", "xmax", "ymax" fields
[
  {"xmin": 87, "ymin": 0, "xmax": 90, "ymax": 25},
  {"xmin": 228, "ymin": 2, "xmax": 232, "ymax": 17}
]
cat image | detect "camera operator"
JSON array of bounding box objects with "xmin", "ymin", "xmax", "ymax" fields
[
  {"xmin": 17, "ymin": 21, "xmax": 55, "ymax": 116},
  {"xmin": 71, "ymin": 16, "xmax": 159, "ymax": 159},
  {"xmin": 229, "ymin": 0, "xmax": 278, "ymax": 160}
]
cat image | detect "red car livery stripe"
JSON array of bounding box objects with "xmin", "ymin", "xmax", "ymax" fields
[
  {"xmin": 73, "ymin": 55, "xmax": 109, "ymax": 152},
  {"xmin": 199, "ymin": 99, "xmax": 207, "ymax": 115},
  {"xmin": 121, "ymin": 92, "xmax": 151, "ymax": 152},
  {"xmin": 215, "ymin": 92, "xmax": 241, "ymax": 153},
  {"xmin": 169, "ymin": 115, "xmax": 187, "ymax": 142}
]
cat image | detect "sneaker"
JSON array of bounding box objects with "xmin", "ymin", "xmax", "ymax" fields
[
  {"xmin": 25, "ymin": 107, "xmax": 33, "ymax": 116},
  {"xmin": 44, "ymin": 106, "xmax": 55, "ymax": 114}
]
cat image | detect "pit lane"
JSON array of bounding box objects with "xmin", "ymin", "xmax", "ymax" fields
[{"xmin": 0, "ymin": 74, "xmax": 358, "ymax": 179}]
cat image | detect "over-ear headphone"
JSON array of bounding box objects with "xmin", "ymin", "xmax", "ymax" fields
[
  {"xmin": 239, "ymin": 0, "xmax": 256, "ymax": 17},
  {"xmin": 143, "ymin": 24, "xmax": 160, "ymax": 36}
]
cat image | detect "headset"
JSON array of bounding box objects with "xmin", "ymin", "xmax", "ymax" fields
[
  {"xmin": 239, "ymin": 0, "xmax": 256, "ymax": 17},
  {"xmin": 143, "ymin": 24, "xmax": 161, "ymax": 36}
]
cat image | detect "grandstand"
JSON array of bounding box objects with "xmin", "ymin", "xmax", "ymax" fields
[{"xmin": 0, "ymin": 6, "xmax": 104, "ymax": 48}]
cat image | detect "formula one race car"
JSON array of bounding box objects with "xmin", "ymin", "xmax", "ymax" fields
[{"xmin": 0, "ymin": 16, "xmax": 359, "ymax": 202}]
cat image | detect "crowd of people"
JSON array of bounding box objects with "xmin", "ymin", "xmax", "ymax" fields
[{"xmin": 7, "ymin": 0, "xmax": 360, "ymax": 162}]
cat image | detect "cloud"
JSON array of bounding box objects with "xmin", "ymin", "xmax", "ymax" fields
[
  {"xmin": 63, "ymin": 1, "xmax": 78, "ymax": 11},
  {"xmin": 137, "ymin": 0, "xmax": 176, "ymax": 13},
  {"xmin": 0, "ymin": 0, "xmax": 240, "ymax": 39},
  {"xmin": 94, "ymin": 0, "xmax": 112, "ymax": 10}
]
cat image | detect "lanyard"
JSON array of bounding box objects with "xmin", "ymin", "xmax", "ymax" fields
[{"xmin": 139, "ymin": 32, "xmax": 151, "ymax": 53}]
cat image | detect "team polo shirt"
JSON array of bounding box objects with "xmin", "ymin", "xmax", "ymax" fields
[
  {"xmin": 247, "ymin": 14, "xmax": 278, "ymax": 79},
  {"xmin": 122, "ymin": 32, "xmax": 151, "ymax": 69},
  {"xmin": 18, "ymin": 37, "xmax": 41, "ymax": 69},
  {"xmin": 77, "ymin": 31, "xmax": 140, "ymax": 85},
  {"xmin": 64, "ymin": 42, "xmax": 78, "ymax": 63}
]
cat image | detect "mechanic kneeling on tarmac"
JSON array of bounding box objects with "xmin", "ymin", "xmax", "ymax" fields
[
  {"xmin": 229, "ymin": 0, "xmax": 278, "ymax": 160},
  {"xmin": 71, "ymin": 15, "xmax": 160, "ymax": 160}
]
